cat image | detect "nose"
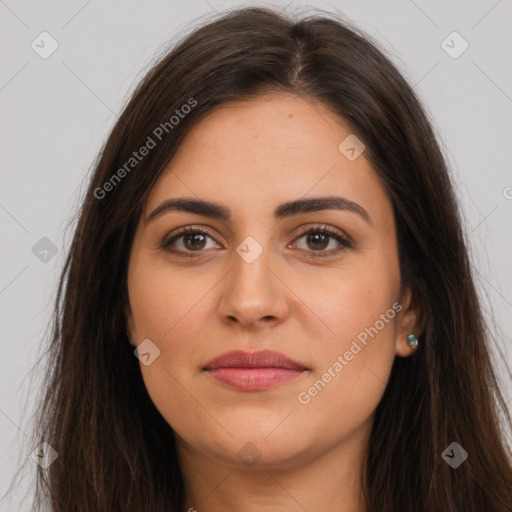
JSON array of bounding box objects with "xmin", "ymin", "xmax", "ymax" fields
[{"xmin": 217, "ymin": 240, "xmax": 289, "ymax": 330}]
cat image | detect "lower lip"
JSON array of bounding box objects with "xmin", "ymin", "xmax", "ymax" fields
[{"xmin": 205, "ymin": 367, "xmax": 306, "ymax": 391}]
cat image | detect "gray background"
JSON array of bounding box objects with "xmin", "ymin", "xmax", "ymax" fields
[{"xmin": 1, "ymin": 0, "xmax": 511, "ymax": 509}]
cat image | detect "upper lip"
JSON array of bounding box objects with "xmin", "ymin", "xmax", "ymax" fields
[{"xmin": 203, "ymin": 350, "xmax": 308, "ymax": 371}]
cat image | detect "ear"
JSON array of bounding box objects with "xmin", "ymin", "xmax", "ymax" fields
[{"xmin": 395, "ymin": 284, "xmax": 426, "ymax": 357}]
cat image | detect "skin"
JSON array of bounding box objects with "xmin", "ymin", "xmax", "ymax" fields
[{"xmin": 125, "ymin": 93, "xmax": 423, "ymax": 512}]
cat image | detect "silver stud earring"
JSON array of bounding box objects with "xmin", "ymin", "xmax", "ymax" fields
[{"xmin": 407, "ymin": 333, "xmax": 419, "ymax": 350}]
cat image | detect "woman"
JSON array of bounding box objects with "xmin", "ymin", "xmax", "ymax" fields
[{"xmin": 24, "ymin": 5, "xmax": 512, "ymax": 511}]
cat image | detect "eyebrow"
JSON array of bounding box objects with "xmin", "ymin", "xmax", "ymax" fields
[{"xmin": 145, "ymin": 196, "xmax": 371, "ymax": 225}]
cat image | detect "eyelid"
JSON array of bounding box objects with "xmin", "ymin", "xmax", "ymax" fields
[
  {"xmin": 293, "ymin": 223, "xmax": 353, "ymax": 244},
  {"xmin": 159, "ymin": 224, "xmax": 221, "ymax": 251},
  {"xmin": 289, "ymin": 223, "xmax": 353, "ymax": 258}
]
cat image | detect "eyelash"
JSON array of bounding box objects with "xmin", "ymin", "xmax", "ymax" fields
[{"xmin": 159, "ymin": 224, "xmax": 353, "ymax": 259}]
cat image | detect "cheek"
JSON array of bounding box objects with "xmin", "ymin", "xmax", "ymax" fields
[
  {"xmin": 128, "ymin": 258, "xmax": 214, "ymax": 344},
  {"xmin": 297, "ymin": 251, "xmax": 399, "ymax": 353},
  {"xmin": 294, "ymin": 258, "xmax": 399, "ymax": 436},
  {"xmin": 128, "ymin": 261, "xmax": 220, "ymax": 428},
  {"xmin": 295, "ymin": 319, "xmax": 397, "ymax": 448}
]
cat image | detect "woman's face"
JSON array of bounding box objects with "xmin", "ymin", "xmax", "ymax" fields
[{"xmin": 125, "ymin": 93, "xmax": 419, "ymax": 471}]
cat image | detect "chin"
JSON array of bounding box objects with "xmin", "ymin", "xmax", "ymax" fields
[{"xmin": 184, "ymin": 421, "xmax": 317, "ymax": 470}]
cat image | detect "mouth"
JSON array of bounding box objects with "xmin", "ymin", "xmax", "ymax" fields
[{"xmin": 202, "ymin": 350, "xmax": 309, "ymax": 391}]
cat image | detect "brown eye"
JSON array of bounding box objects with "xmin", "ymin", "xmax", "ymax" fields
[
  {"xmin": 160, "ymin": 224, "xmax": 353, "ymax": 259},
  {"xmin": 160, "ymin": 226, "xmax": 220, "ymax": 256},
  {"xmin": 293, "ymin": 225, "xmax": 353, "ymax": 258},
  {"xmin": 305, "ymin": 232, "xmax": 330, "ymax": 251},
  {"xmin": 182, "ymin": 232, "xmax": 207, "ymax": 251}
]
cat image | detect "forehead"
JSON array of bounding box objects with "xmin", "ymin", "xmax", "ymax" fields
[{"xmin": 144, "ymin": 93, "xmax": 392, "ymax": 226}]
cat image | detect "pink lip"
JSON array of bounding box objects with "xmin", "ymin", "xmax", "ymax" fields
[{"xmin": 203, "ymin": 350, "xmax": 308, "ymax": 391}]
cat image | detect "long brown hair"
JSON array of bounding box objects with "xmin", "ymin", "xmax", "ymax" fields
[{"xmin": 14, "ymin": 5, "xmax": 512, "ymax": 511}]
